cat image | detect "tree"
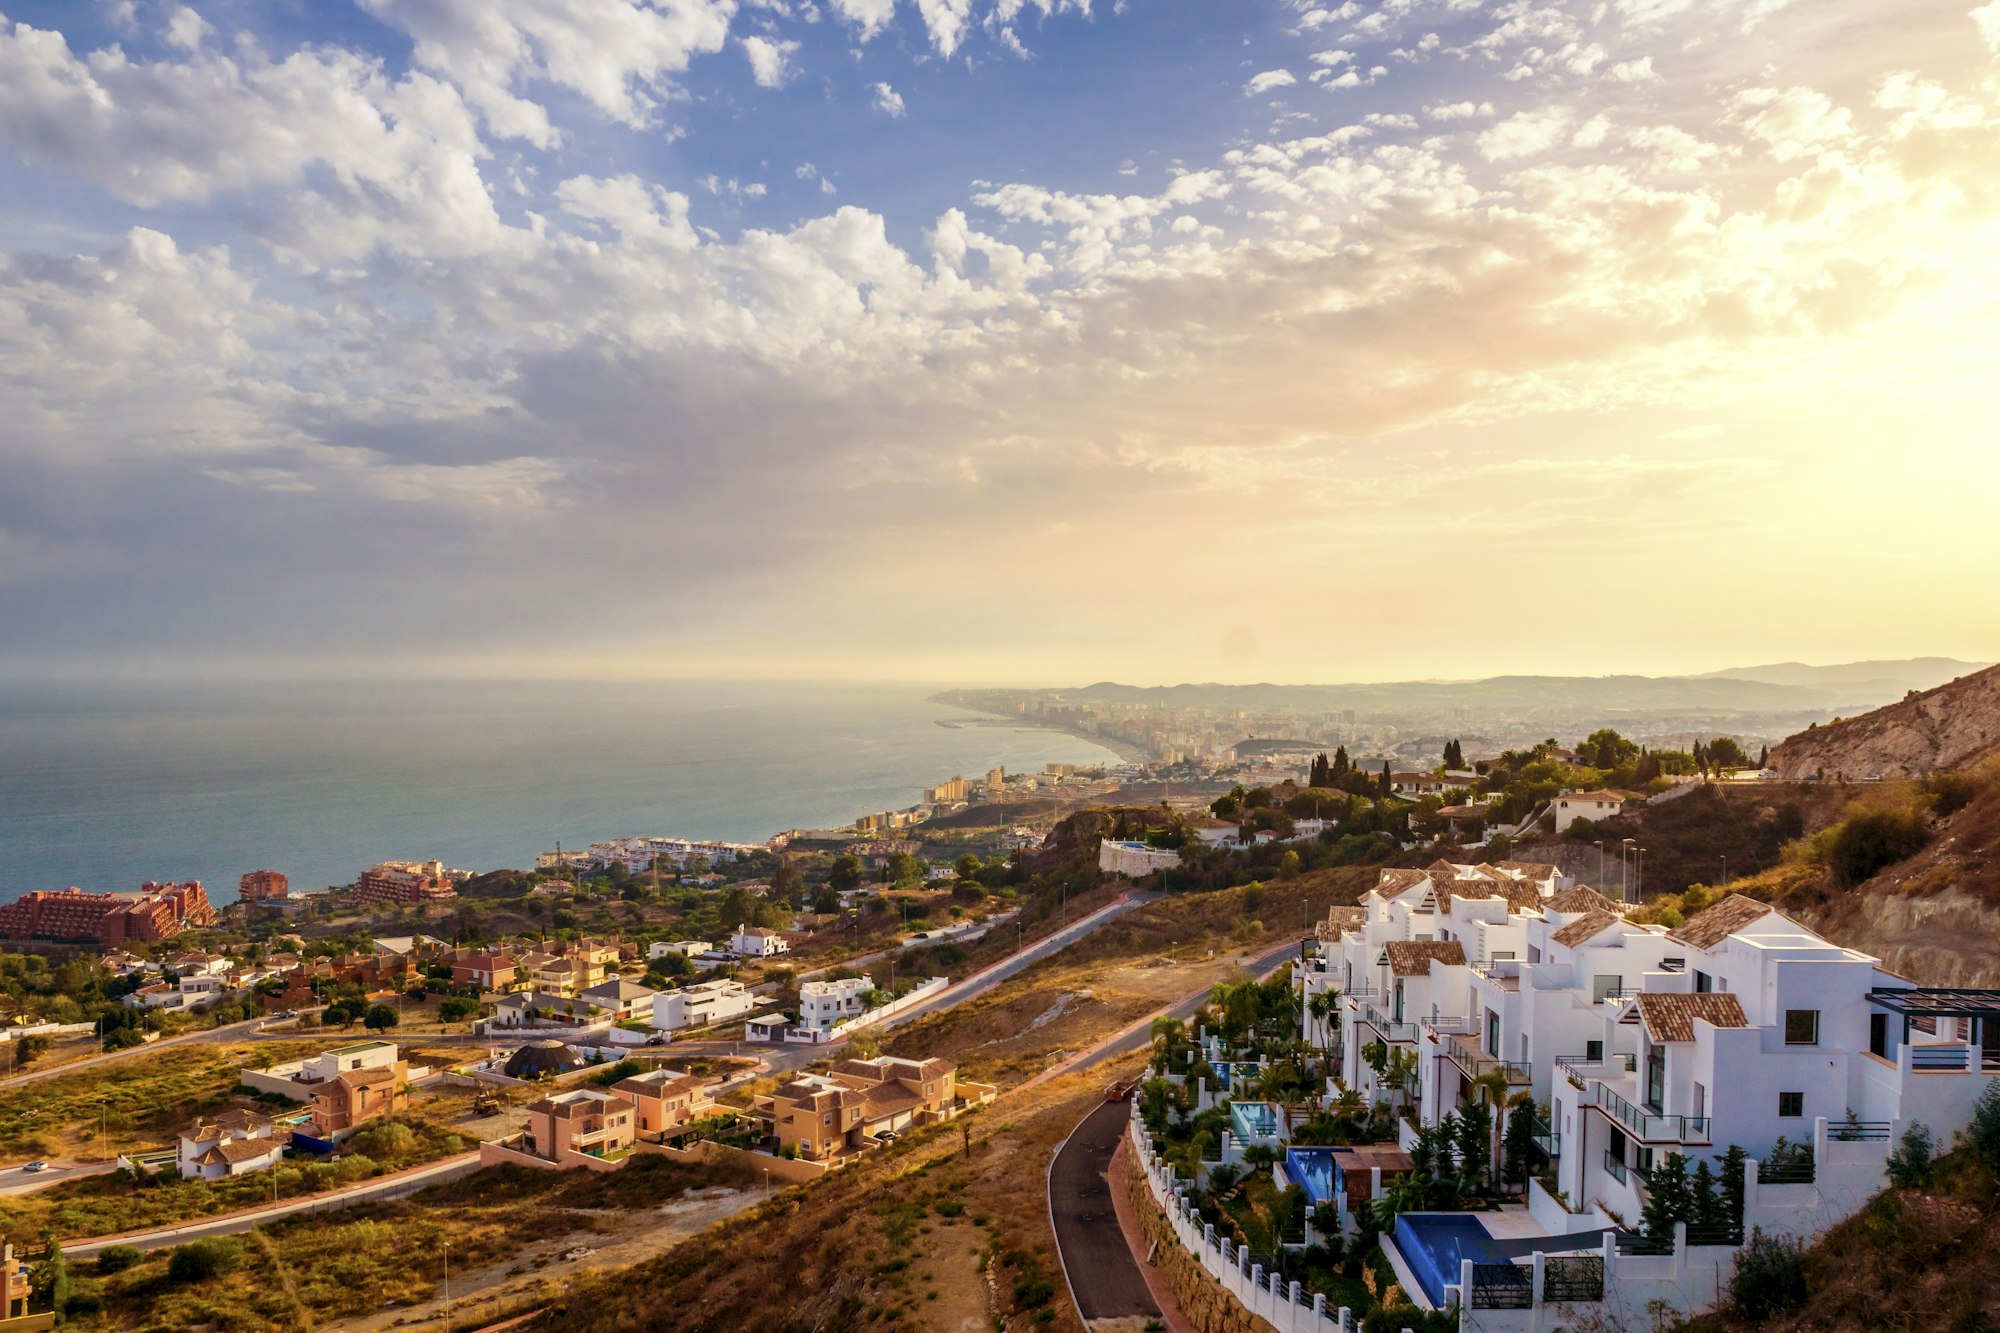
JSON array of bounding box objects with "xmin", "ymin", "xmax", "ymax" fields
[
  {"xmin": 1581, "ymin": 728, "xmax": 1639, "ymax": 771},
  {"xmin": 363, "ymin": 1004, "xmax": 399, "ymax": 1031},
  {"xmin": 1443, "ymin": 739, "xmax": 1464, "ymax": 770},
  {"xmin": 828, "ymin": 855, "xmax": 863, "ymax": 894},
  {"xmin": 884, "ymin": 851, "xmax": 924, "ymax": 888},
  {"xmin": 1376, "ymin": 762, "xmax": 1392, "ymax": 798},
  {"xmin": 1640, "ymin": 1152, "xmax": 1693, "ymax": 1240},
  {"xmin": 771, "ymin": 858, "xmax": 806, "ymax": 904},
  {"xmin": 1886, "ymin": 1122, "xmax": 1935, "ymax": 1188},
  {"xmin": 1309, "ymin": 753, "xmax": 1332, "ymax": 787},
  {"xmin": 31, "ymin": 1237, "xmax": 67, "ymax": 1318},
  {"xmin": 167, "ymin": 1236, "xmax": 244, "ymax": 1284},
  {"xmin": 1706, "ymin": 737, "xmax": 1751, "ymax": 772}
]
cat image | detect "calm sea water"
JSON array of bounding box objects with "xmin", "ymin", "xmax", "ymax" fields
[{"xmin": 0, "ymin": 680, "xmax": 1116, "ymax": 904}]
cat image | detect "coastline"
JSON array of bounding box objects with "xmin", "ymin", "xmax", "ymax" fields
[{"xmin": 934, "ymin": 705, "xmax": 1155, "ymax": 768}]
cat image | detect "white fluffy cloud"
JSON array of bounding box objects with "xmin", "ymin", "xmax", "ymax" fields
[
  {"xmin": 1479, "ymin": 107, "xmax": 1574, "ymax": 160},
  {"xmin": 355, "ymin": 0, "xmax": 735, "ymax": 146},
  {"xmin": 741, "ymin": 34, "xmax": 800, "ymax": 86},
  {"xmin": 871, "ymin": 81, "xmax": 906, "ymax": 116},
  {"xmin": 1245, "ymin": 69, "xmax": 1298, "ymax": 96}
]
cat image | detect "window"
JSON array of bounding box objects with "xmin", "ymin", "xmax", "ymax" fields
[
  {"xmin": 1586, "ymin": 1039, "xmax": 1604, "ymax": 1062},
  {"xmin": 1778, "ymin": 1092, "xmax": 1804, "ymax": 1117},
  {"xmin": 1592, "ymin": 974, "xmax": 1623, "ymax": 1003},
  {"xmin": 1694, "ymin": 970, "xmax": 1712, "ymax": 993},
  {"xmin": 1869, "ymin": 1012, "xmax": 1889, "ymax": 1059},
  {"xmin": 1527, "ymin": 946, "xmax": 1541, "ymax": 964},
  {"xmin": 1784, "ymin": 1010, "xmax": 1820, "ymax": 1045}
]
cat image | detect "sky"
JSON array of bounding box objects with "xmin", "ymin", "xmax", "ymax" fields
[{"xmin": 1, "ymin": 0, "xmax": 1997, "ymax": 687}]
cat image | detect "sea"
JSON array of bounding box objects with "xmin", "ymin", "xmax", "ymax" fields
[{"xmin": 0, "ymin": 679, "xmax": 1118, "ymax": 906}]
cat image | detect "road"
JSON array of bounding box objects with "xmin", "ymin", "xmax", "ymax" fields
[
  {"xmin": 62, "ymin": 1151, "xmax": 484, "ymax": 1258},
  {"xmin": 0, "ymin": 1017, "xmax": 267, "ymax": 1090},
  {"xmin": 1048, "ymin": 1100, "xmax": 1161, "ymax": 1322},
  {"xmin": 0, "ymin": 1160, "xmax": 119, "ymax": 1195},
  {"xmin": 792, "ymin": 908, "xmax": 1022, "ymax": 983}
]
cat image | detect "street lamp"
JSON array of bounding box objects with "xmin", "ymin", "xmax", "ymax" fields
[
  {"xmin": 1637, "ymin": 849, "xmax": 1647, "ymax": 902},
  {"xmin": 1620, "ymin": 839, "xmax": 1637, "ymax": 902},
  {"xmin": 441, "ymin": 1241, "xmax": 452, "ymax": 1333}
]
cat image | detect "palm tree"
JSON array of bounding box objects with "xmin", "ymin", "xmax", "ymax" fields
[
  {"xmin": 1467, "ymin": 1067, "xmax": 1515, "ymax": 1190},
  {"xmin": 1384, "ymin": 1047, "xmax": 1420, "ymax": 1117},
  {"xmin": 1307, "ymin": 987, "xmax": 1342, "ymax": 1075}
]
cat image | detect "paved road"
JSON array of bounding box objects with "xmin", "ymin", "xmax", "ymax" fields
[
  {"xmin": 63, "ymin": 1151, "xmax": 484, "ymax": 1258},
  {"xmin": 0, "ymin": 1017, "xmax": 266, "ymax": 1090},
  {"xmin": 1049, "ymin": 1100, "xmax": 1161, "ymax": 1322},
  {"xmin": 0, "ymin": 1160, "xmax": 119, "ymax": 1195}
]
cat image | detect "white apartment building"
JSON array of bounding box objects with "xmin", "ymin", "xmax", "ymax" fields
[
  {"xmin": 798, "ymin": 977, "xmax": 873, "ymax": 1033},
  {"xmin": 1304, "ymin": 862, "xmax": 2000, "ymax": 1327},
  {"xmin": 652, "ymin": 979, "xmax": 758, "ymax": 1033}
]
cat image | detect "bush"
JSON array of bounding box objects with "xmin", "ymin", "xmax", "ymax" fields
[
  {"xmin": 1969, "ymin": 1081, "xmax": 2000, "ymax": 1172},
  {"xmin": 1887, "ymin": 1122, "xmax": 1935, "ymax": 1189},
  {"xmin": 167, "ymin": 1236, "xmax": 244, "ymax": 1284},
  {"xmin": 1730, "ymin": 1228, "xmax": 1807, "ymax": 1320},
  {"xmin": 592, "ymin": 1058, "xmax": 643, "ymax": 1087},
  {"xmin": 95, "ymin": 1245, "xmax": 143, "ymax": 1275},
  {"xmin": 1928, "ymin": 771, "xmax": 1983, "ymax": 818},
  {"xmin": 1828, "ymin": 809, "xmax": 1930, "ymax": 886}
]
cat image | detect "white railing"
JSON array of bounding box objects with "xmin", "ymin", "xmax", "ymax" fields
[{"xmin": 1129, "ymin": 1104, "xmax": 1358, "ymax": 1333}]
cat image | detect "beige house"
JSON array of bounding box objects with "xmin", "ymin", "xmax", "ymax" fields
[
  {"xmin": 611, "ymin": 1069, "xmax": 717, "ymax": 1140},
  {"xmin": 756, "ymin": 1055, "xmax": 994, "ymax": 1161},
  {"xmin": 521, "ymin": 953, "xmax": 603, "ymax": 996},
  {"xmin": 525, "ymin": 1088, "xmax": 637, "ymax": 1162}
]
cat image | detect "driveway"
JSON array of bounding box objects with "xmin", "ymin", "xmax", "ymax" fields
[{"xmin": 1049, "ymin": 1100, "xmax": 1161, "ymax": 1323}]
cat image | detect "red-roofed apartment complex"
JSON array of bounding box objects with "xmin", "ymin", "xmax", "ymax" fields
[
  {"xmin": 0, "ymin": 882, "xmax": 215, "ymax": 947},
  {"xmin": 354, "ymin": 859, "xmax": 458, "ymax": 907},
  {"xmin": 238, "ymin": 869, "xmax": 289, "ymax": 902}
]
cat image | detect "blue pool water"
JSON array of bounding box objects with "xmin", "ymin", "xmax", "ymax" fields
[
  {"xmin": 1283, "ymin": 1148, "xmax": 1337, "ymax": 1203},
  {"xmin": 1212, "ymin": 1062, "xmax": 1232, "ymax": 1090},
  {"xmin": 1394, "ymin": 1214, "xmax": 1511, "ymax": 1308},
  {"xmin": 1231, "ymin": 1101, "xmax": 1280, "ymax": 1141}
]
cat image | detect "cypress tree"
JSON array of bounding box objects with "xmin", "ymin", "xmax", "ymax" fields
[{"xmin": 1377, "ymin": 761, "xmax": 1392, "ymax": 798}]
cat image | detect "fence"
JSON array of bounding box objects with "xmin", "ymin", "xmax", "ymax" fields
[{"xmin": 1129, "ymin": 1104, "xmax": 1361, "ymax": 1333}]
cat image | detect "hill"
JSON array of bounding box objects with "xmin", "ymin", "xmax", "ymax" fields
[
  {"xmin": 1695, "ymin": 656, "xmax": 1985, "ymax": 691},
  {"xmin": 1768, "ymin": 663, "xmax": 2000, "ymax": 779}
]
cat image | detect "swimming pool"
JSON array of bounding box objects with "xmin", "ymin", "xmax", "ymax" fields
[
  {"xmin": 1393, "ymin": 1213, "xmax": 1513, "ymax": 1308},
  {"xmin": 1283, "ymin": 1147, "xmax": 1337, "ymax": 1204},
  {"xmin": 1231, "ymin": 1100, "xmax": 1281, "ymax": 1143}
]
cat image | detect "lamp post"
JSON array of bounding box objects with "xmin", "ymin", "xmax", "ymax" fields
[
  {"xmin": 1637, "ymin": 849, "xmax": 1647, "ymax": 902},
  {"xmin": 441, "ymin": 1241, "xmax": 451, "ymax": 1333},
  {"xmin": 1620, "ymin": 839, "xmax": 1637, "ymax": 903}
]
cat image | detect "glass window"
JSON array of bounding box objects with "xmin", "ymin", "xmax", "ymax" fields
[
  {"xmin": 1778, "ymin": 1092, "xmax": 1803, "ymax": 1117},
  {"xmin": 1586, "ymin": 1039, "xmax": 1604, "ymax": 1062},
  {"xmin": 1784, "ymin": 1010, "xmax": 1820, "ymax": 1045},
  {"xmin": 1694, "ymin": 970, "xmax": 1711, "ymax": 993}
]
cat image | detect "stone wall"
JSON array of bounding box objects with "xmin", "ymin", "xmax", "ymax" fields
[{"xmin": 1122, "ymin": 1150, "xmax": 1282, "ymax": 1333}]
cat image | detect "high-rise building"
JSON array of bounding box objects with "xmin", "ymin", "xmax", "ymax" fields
[
  {"xmin": 985, "ymin": 767, "xmax": 1006, "ymax": 800},
  {"xmin": 238, "ymin": 869, "xmax": 289, "ymax": 902}
]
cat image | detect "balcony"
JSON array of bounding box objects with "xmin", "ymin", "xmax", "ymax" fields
[
  {"xmin": 1556, "ymin": 1053, "xmax": 1634, "ymax": 1091},
  {"xmin": 1419, "ymin": 1014, "xmax": 1471, "ymax": 1039},
  {"xmin": 1526, "ymin": 1107, "xmax": 1560, "ymax": 1158},
  {"xmin": 1444, "ymin": 1032, "xmax": 1532, "ymax": 1085},
  {"xmin": 1590, "ymin": 1082, "xmax": 1710, "ymax": 1144},
  {"xmin": 1359, "ymin": 1005, "xmax": 1419, "ymax": 1043},
  {"xmin": 1601, "ymin": 1148, "xmax": 1632, "ymax": 1187}
]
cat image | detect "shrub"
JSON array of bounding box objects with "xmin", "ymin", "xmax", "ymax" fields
[
  {"xmin": 167, "ymin": 1236, "xmax": 245, "ymax": 1284},
  {"xmin": 95, "ymin": 1245, "xmax": 143, "ymax": 1275},
  {"xmin": 1730, "ymin": 1228, "xmax": 1807, "ymax": 1320},
  {"xmin": 1886, "ymin": 1123, "xmax": 1935, "ymax": 1189},
  {"xmin": 1928, "ymin": 771, "xmax": 1983, "ymax": 818},
  {"xmin": 1828, "ymin": 809, "xmax": 1930, "ymax": 886},
  {"xmin": 1969, "ymin": 1081, "xmax": 2000, "ymax": 1172},
  {"xmin": 592, "ymin": 1058, "xmax": 644, "ymax": 1087}
]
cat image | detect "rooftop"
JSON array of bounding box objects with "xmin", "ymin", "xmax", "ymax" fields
[{"xmin": 1631, "ymin": 991, "xmax": 1750, "ymax": 1043}]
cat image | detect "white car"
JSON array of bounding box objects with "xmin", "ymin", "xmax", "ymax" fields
[{"xmin": 22, "ymin": 1162, "xmax": 48, "ymax": 1173}]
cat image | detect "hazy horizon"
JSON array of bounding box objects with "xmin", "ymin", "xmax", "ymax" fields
[{"xmin": 3, "ymin": 2, "xmax": 1998, "ymax": 681}]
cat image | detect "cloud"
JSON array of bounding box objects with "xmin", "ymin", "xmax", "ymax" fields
[
  {"xmin": 1245, "ymin": 69, "xmax": 1297, "ymax": 96},
  {"xmin": 1730, "ymin": 86, "xmax": 1854, "ymax": 161},
  {"xmin": 741, "ymin": 34, "xmax": 800, "ymax": 87},
  {"xmin": 1478, "ymin": 107, "xmax": 1573, "ymax": 160},
  {"xmin": 355, "ymin": 0, "xmax": 735, "ymax": 146},
  {"xmin": 871, "ymin": 81, "xmax": 906, "ymax": 116},
  {"xmin": 1427, "ymin": 101, "xmax": 1495, "ymax": 120}
]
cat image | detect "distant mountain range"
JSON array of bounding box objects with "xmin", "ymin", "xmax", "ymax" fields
[{"xmin": 1042, "ymin": 658, "xmax": 1991, "ymax": 716}]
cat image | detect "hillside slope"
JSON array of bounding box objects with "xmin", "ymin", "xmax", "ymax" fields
[{"xmin": 1768, "ymin": 662, "xmax": 2000, "ymax": 779}]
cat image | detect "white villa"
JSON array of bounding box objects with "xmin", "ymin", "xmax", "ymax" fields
[
  {"xmin": 729, "ymin": 927, "xmax": 790, "ymax": 958},
  {"xmin": 652, "ymin": 978, "xmax": 758, "ymax": 1033},
  {"xmin": 1293, "ymin": 859, "xmax": 2000, "ymax": 1329},
  {"xmin": 799, "ymin": 977, "xmax": 873, "ymax": 1033},
  {"xmin": 178, "ymin": 1108, "xmax": 285, "ymax": 1179}
]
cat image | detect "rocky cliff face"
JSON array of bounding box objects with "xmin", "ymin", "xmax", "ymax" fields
[{"xmin": 1768, "ymin": 662, "xmax": 2000, "ymax": 779}]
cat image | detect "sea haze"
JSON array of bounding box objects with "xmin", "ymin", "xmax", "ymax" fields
[{"xmin": 0, "ymin": 680, "xmax": 1117, "ymax": 905}]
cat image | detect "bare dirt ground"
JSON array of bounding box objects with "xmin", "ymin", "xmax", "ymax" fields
[{"xmin": 327, "ymin": 1185, "xmax": 773, "ymax": 1332}]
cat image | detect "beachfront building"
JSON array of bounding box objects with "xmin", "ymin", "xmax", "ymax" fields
[
  {"xmin": 0, "ymin": 881, "xmax": 215, "ymax": 947},
  {"xmin": 238, "ymin": 869, "xmax": 289, "ymax": 902},
  {"xmin": 1099, "ymin": 841, "xmax": 1183, "ymax": 877},
  {"xmin": 353, "ymin": 860, "xmax": 459, "ymax": 907}
]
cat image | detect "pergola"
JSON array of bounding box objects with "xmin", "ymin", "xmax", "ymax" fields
[{"xmin": 1868, "ymin": 988, "xmax": 2000, "ymax": 1019}]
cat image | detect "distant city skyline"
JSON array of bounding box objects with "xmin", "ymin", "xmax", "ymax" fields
[{"xmin": 2, "ymin": 1, "xmax": 1996, "ymax": 684}]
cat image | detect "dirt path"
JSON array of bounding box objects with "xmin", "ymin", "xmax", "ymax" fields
[{"xmin": 325, "ymin": 1185, "xmax": 773, "ymax": 1332}]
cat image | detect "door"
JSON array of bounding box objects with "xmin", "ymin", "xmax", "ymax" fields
[
  {"xmin": 1870, "ymin": 1013, "xmax": 1889, "ymax": 1060},
  {"xmin": 1984, "ymin": 1018, "xmax": 2000, "ymax": 1071}
]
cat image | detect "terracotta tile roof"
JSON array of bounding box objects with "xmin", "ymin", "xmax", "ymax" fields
[
  {"xmin": 1496, "ymin": 881, "xmax": 1548, "ymax": 912},
  {"xmin": 1315, "ymin": 906, "xmax": 1365, "ymax": 942},
  {"xmin": 1546, "ymin": 885, "xmax": 1626, "ymax": 915},
  {"xmin": 1551, "ymin": 910, "xmax": 1623, "ymax": 949},
  {"xmin": 1494, "ymin": 861, "xmax": 1559, "ymax": 882},
  {"xmin": 1373, "ymin": 868, "xmax": 1431, "ymax": 898},
  {"xmin": 1634, "ymin": 992, "xmax": 1749, "ymax": 1043},
  {"xmin": 196, "ymin": 1137, "xmax": 280, "ymax": 1165},
  {"xmin": 856, "ymin": 1083, "xmax": 923, "ymax": 1118},
  {"xmin": 1381, "ymin": 939, "xmax": 1467, "ymax": 977},
  {"xmin": 1665, "ymin": 894, "xmax": 1776, "ymax": 950}
]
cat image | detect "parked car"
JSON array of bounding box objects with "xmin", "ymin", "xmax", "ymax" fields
[{"xmin": 22, "ymin": 1162, "xmax": 47, "ymax": 1173}]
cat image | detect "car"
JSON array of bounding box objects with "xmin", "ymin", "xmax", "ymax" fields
[
  {"xmin": 22, "ymin": 1162, "xmax": 48, "ymax": 1173},
  {"xmin": 876, "ymin": 1130, "xmax": 898, "ymax": 1142}
]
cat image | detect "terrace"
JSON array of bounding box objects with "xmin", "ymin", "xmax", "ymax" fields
[
  {"xmin": 1868, "ymin": 987, "xmax": 2000, "ymax": 1072},
  {"xmin": 1443, "ymin": 1032, "xmax": 1531, "ymax": 1086},
  {"xmin": 1587, "ymin": 1078, "xmax": 1711, "ymax": 1145}
]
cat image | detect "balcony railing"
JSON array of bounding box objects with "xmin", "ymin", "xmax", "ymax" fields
[
  {"xmin": 1592, "ymin": 1083, "xmax": 1711, "ymax": 1144},
  {"xmin": 1542, "ymin": 1255, "xmax": 1604, "ymax": 1303},
  {"xmin": 1469, "ymin": 1262, "xmax": 1533, "ymax": 1310},
  {"xmin": 1556, "ymin": 1053, "xmax": 1636, "ymax": 1090},
  {"xmin": 1420, "ymin": 1014, "xmax": 1471, "ymax": 1038},
  {"xmin": 1911, "ymin": 1044, "xmax": 1972, "ymax": 1072},
  {"xmin": 1444, "ymin": 1032, "xmax": 1533, "ymax": 1084},
  {"xmin": 1602, "ymin": 1149, "xmax": 1630, "ymax": 1186},
  {"xmin": 1360, "ymin": 1005, "xmax": 1419, "ymax": 1043},
  {"xmin": 1527, "ymin": 1108, "xmax": 1560, "ymax": 1158}
]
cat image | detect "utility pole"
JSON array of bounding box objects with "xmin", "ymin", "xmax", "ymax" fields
[{"xmin": 442, "ymin": 1241, "xmax": 452, "ymax": 1333}]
